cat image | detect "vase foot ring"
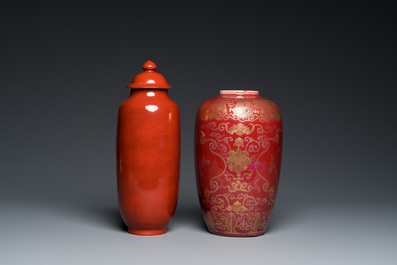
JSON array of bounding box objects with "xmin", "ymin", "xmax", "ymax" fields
[{"xmin": 128, "ymin": 229, "xmax": 167, "ymax": 236}]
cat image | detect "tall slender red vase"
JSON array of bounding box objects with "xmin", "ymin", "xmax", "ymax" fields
[
  {"xmin": 117, "ymin": 60, "xmax": 180, "ymax": 235},
  {"xmin": 195, "ymin": 90, "xmax": 282, "ymax": 237}
]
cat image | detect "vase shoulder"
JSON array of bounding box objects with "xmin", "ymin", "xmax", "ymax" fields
[
  {"xmin": 197, "ymin": 95, "xmax": 281, "ymax": 123},
  {"xmin": 120, "ymin": 90, "xmax": 178, "ymax": 112}
]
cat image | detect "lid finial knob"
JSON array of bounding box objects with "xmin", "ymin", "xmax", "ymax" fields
[{"xmin": 142, "ymin": 60, "xmax": 157, "ymax": 71}]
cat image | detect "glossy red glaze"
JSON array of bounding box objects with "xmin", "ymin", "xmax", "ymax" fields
[
  {"xmin": 117, "ymin": 62, "xmax": 180, "ymax": 235},
  {"xmin": 195, "ymin": 90, "xmax": 282, "ymax": 237}
]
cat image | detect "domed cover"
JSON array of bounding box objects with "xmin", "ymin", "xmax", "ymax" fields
[{"xmin": 127, "ymin": 60, "xmax": 172, "ymax": 89}]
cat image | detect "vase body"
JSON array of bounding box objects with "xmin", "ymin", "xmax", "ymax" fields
[
  {"xmin": 117, "ymin": 61, "xmax": 180, "ymax": 235},
  {"xmin": 195, "ymin": 90, "xmax": 282, "ymax": 237}
]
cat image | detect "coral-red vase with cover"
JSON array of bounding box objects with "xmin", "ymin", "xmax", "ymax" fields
[
  {"xmin": 195, "ymin": 90, "xmax": 282, "ymax": 237},
  {"xmin": 117, "ymin": 61, "xmax": 180, "ymax": 235}
]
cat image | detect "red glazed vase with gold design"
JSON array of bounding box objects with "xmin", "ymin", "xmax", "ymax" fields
[
  {"xmin": 195, "ymin": 90, "xmax": 282, "ymax": 237},
  {"xmin": 117, "ymin": 61, "xmax": 180, "ymax": 235}
]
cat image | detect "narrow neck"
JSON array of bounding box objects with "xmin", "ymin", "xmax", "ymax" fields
[
  {"xmin": 219, "ymin": 90, "xmax": 259, "ymax": 99},
  {"xmin": 129, "ymin": 89, "xmax": 168, "ymax": 97}
]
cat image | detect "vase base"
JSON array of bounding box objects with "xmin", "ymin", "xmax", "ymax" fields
[
  {"xmin": 207, "ymin": 227, "xmax": 266, "ymax": 237},
  {"xmin": 209, "ymin": 231, "xmax": 265, "ymax": 237},
  {"xmin": 128, "ymin": 229, "xmax": 167, "ymax": 236}
]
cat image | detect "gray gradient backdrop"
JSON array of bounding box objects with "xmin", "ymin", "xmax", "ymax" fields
[{"xmin": 1, "ymin": 1, "xmax": 396, "ymax": 264}]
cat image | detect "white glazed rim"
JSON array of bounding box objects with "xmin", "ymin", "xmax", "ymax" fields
[{"xmin": 220, "ymin": 90, "xmax": 259, "ymax": 95}]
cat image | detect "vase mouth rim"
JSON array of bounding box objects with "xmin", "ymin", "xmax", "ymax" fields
[{"xmin": 220, "ymin": 90, "xmax": 259, "ymax": 95}]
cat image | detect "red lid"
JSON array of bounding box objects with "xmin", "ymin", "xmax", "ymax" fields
[{"xmin": 127, "ymin": 60, "xmax": 172, "ymax": 89}]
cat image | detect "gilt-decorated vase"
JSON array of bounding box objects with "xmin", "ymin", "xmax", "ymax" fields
[{"xmin": 195, "ymin": 90, "xmax": 282, "ymax": 237}]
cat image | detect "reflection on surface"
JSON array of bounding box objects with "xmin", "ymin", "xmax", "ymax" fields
[
  {"xmin": 145, "ymin": 105, "xmax": 158, "ymax": 112},
  {"xmin": 147, "ymin": 92, "xmax": 155, "ymax": 97},
  {"xmin": 233, "ymin": 106, "xmax": 250, "ymax": 119}
]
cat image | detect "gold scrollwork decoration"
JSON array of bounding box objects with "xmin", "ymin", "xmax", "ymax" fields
[{"xmin": 198, "ymin": 116, "xmax": 282, "ymax": 234}]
